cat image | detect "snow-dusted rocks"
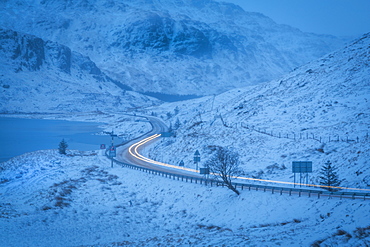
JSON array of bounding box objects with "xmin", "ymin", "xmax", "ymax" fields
[
  {"xmin": 0, "ymin": 0, "xmax": 346, "ymax": 95},
  {"xmin": 0, "ymin": 28, "xmax": 160, "ymax": 113}
]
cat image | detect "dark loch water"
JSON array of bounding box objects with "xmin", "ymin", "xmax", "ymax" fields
[{"xmin": 0, "ymin": 117, "xmax": 110, "ymax": 163}]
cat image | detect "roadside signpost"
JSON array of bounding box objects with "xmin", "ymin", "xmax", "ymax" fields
[
  {"xmin": 161, "ymin": 132, "xmax": 172, "ymax": 137},
  {"xmin": 199, "ymin": 167, "xmax": 210, "ymax": 175},
  {"xmin": 292, "ymin": 161, "xmax": 312, "ymax": 187},
  {"xmin": 104, "ymin": 130, "xmax": 118, "ymax": 168},
  {"xmin": 108, "ymin": 145, "xmax": 116, "ymax": 168},
  {"xmin": 200, "ymin": 167, "xmax": 210, "ymax": 185},
  {"xmin": 109, "ymin": 145, "xmax": 116, "ymax": 157}
]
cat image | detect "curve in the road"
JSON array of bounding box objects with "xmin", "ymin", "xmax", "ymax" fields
[{"xmin": 115, "ymin": 115, "xmax": 370, "ymax": 194}]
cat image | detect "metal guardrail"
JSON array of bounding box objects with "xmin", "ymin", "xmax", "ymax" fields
[
  {"xmin": 105, "ymin": 115, "xmax": 370, "ymax": 200},
  {"xmin": 107, "ymin": 155, "xmax": 370, "ymax": 200}
]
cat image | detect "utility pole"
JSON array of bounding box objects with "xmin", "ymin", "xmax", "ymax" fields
[{"xmin": 194, "ymin": 150, "xmax": 200, "ymax": 170}]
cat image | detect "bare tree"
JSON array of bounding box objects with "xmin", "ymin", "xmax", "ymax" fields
[{"xmin": 205, "ymin": 147, "xmax": 243, "ymax": 195}]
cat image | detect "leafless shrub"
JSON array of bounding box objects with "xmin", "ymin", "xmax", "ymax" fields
[
  {"xmin": 205, "ymin": 147, "xmax": 243, "ymax": 195},
  {"xmin": 354, "ymin": 226, "xmax": 370, "ymax": 239}
]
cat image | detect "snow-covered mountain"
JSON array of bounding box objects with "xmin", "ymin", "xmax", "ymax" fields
[
  {"xmin": 0, "ymin": 32, "xmax": 369, "ymax": 247},
  {"xmin": 0, "ymin": 28, "xmax": 160, "ymax": 113},
  {"xmin": 147, "ymin": 33, "xmax": 370, "ymax": 189},
  {"xmin": 0, "ymin": 0, "xmax": 346, "ymax": 96}
]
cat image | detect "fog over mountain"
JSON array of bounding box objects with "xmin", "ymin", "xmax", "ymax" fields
[{"xmin": 0, "ymin": 0, "xmax": 346, "ymax": 96}]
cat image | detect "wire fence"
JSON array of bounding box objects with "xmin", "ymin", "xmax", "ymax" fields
[
  {"xmin": 241, "ymin": 123, "xmax": 369, "ymax": 144},
  {"xmin": 105, "ymin": 115, "xmax": 370, "ymax": 200}
]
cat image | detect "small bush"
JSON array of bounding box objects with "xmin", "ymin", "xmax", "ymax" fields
[
  {"xmin": 42, "ymin": 206, "xmax": 52, "ymax": 211},
  {"xmin": 354, "ymin": 226, "xmax": 370, "ymax": 239},
  {"xmin": 58, "ymin": 139, "xmax": 68, "ymax": 155},
  {"xmin": 334, "ymin": 229, "xmax": 347, "ymax": 236},
  {"xmin": 311, "ymin": 239, "xmax": 325, "ymax": 247}
]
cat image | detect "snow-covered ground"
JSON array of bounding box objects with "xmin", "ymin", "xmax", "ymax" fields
[
  {"xmin": 1, "ymin": 148, "xmax": 369, "ymax": 247},
  {"xmin": 143, "ymin": 33, "xmax": 370, "ymax": 190},
  {"xmin": 0, "ymin": 11, "xmax": 369, "ymax": 247}
]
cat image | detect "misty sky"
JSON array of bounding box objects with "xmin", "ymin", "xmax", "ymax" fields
[{"xmin": 218, "ymin": 0, "xmax": 370, "ymax": 37}]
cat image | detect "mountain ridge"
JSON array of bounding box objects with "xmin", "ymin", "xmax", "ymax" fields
[
  {"xmin": 0, "ymin": 0, "xmax": 347, "ymax": 95},
  {"xmin": 0, "ymin": 28, "xmax": 159, "ymax": 113}
]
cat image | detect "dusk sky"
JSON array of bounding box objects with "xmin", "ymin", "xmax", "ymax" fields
[{"xmin": 219, "ymin": 0, "xmax": 370, "ymax": 37}]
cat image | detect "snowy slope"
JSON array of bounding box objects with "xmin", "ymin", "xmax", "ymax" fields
[
  {"xmin": 0, "ymin": 0, "xmax": 346, "ymax": 96},
  {"xmin": 0, "ymin": 149, "xmax": 369, "ymax": 246},
  {"xmin": 0, "ymin": 34, "xmax": 369, "ymax": 245},
  {"xmin": 144, "ymin": 33, "xmax": 370, "ymax": 189},
  {"xmin": 0, "ymin": 28, "xmax": 160, "ymax": 113}
]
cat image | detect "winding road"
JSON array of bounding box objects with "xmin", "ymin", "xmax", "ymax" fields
[
  {"xmin": 116, "ymin": 116, "xmax": 202, "ymax": 178},
  {"xmin": 113, "ymin": 115, "xmax": 370, "ymax": 199}
]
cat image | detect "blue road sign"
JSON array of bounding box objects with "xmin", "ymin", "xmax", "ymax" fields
[
  {"xmin": 109, "ymin": 145, "xmax": 116, "ymax": 157},
  {"xmin": 292, "ymin": 161, "xmax": 312, "ymax": 173}
]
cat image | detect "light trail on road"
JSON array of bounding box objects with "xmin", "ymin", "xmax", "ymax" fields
[
  {"xmin": 128, "ymin": 134, "xmax": 199, "ymax": 174},
  {"xmin": 128, "ymin": 134, "xmax": 370, "ymax": 192}
]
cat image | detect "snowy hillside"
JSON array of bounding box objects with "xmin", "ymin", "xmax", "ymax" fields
[
  {"xmin": 145, "ymin": 33, "xmax": 370, "ymax": 189},
  {"xmin": 0, "ymin": 33, "xmax": 369, "ymax": 247},
  {"xmin": 0, "ymin": 149, "xmax": 369, "ymax": 246},
  {"xmin": 0, "ymin": 0, "xmax": 346, "ymax": 96},
  {"xmin": 0, "ymin": 28, "xmax": 160, "ymax": 113}
]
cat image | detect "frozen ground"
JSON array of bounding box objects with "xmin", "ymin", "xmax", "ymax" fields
[
  {"xmin": 0, "ymin": 30, "xmax": 369, "ymax": 247},
  {"xmin": 0, "ymin": 145, "xmax": 369, "ymax": 246},
  {"xmin": 143, "ymin": 33, "xmax": 370, "ymax": 190}
]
